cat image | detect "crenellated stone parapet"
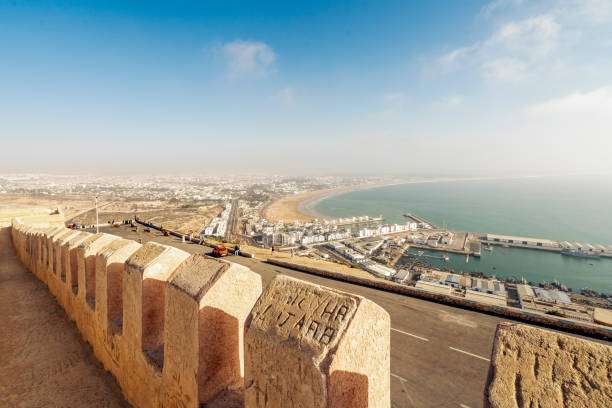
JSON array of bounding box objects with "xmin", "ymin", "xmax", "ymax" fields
[{"xmin": 9, "ymin": 217, "xmax": 391, "ymax": 408}]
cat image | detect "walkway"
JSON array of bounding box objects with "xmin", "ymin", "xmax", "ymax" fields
[{"xmin": 0, "ymin": 227, "xmax": 129, "ymax": 407}]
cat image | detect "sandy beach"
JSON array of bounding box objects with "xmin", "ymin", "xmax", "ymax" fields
[
  {"xmin": 262, "ymin": 188, "xmax": 339, "ymax": 223},
  {"xmin": 261, "ymin": 176, "xmax": 494, "ymax": 223},
  {"xmin": 262, "ymin": 180, "xmax": 409, "ymax": 223}
]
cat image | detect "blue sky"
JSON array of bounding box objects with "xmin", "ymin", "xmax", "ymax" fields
[{"xmin": 1, "ymin": 0, "xmax": 611, "ymax": 175}]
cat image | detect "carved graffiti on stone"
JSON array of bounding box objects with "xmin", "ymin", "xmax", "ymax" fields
[{"xmin": 251, "ymin": 279, "xmax": 357, "ymax": 352}]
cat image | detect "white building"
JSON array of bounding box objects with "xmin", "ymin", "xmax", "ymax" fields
[
  {"xmin": 415, "ymin": 280, "xmax": 452, "ymax": 295},
  {"xmin": 363, "ymin": 261, "xmax": 395, "ymax": 278},
  {"xmin": 485, "ymin": 234, "xmax": 559, "ymax": 249},
  {"xmin": 440, "ymin": 232, "xmax": 454, "ymax": 245}
]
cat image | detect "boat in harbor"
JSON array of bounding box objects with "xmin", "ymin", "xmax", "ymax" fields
[
  {"xmin": 413, "ymin": 250, "xmax": 449, "ymax": 261},
  {"xmin": 561, "ymin": 248, "xmax": 600, "ymax": 259}
]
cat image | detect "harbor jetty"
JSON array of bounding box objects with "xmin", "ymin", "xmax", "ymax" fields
[
  {"xmin": 481, "ymin": 233, "xmax": 612, "ymax": 259},
  {"xmin": 403, "ymin": 212, "xmax": 438, "ymax": 229}
]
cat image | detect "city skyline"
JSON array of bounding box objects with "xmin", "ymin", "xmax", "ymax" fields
[{"xmin": 1, "ymin": 0, "xmax": 611, "ymax": 175}]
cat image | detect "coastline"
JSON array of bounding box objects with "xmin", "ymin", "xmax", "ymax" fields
[
  {"xmin": 262, "ymin": 181, "xmax": 403, "ymax": 223},
  {"xmin": 263, "ymin": 177, "xmax": 458, "ymax": 223},
  {"xmin": 262, "ymin": 174, "xmax": 595, "ymax": 224},
  {"xmin": 294, "ymin": 176, "xmax": 495, "ymax": 221},
  {"xmin": 262, "ymin": 186, "xmax": 362, "ymax": 223}
]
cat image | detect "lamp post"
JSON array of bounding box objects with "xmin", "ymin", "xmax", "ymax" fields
[{"xmin": 95, "ymin": 196, "xmax": 99, "ymax": 234}]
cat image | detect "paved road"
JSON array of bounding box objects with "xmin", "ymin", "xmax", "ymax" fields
[
  {"xmin": 114, "ymin": 225, "xmax": 499, "ymax": 408},
  {"xmin": 0, "ymin": 227, "xmax": 129, "ymax": 408},
  {"xmin": 226, "ymin": 198, "xmax": 240, "ymax": 242}
]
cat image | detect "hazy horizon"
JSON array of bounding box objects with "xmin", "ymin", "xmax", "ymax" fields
[{"xmin": 2, "ymin": 0, "xmax": 611, "ymax": 175}]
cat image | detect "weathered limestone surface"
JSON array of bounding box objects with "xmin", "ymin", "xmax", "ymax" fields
[
  {"xmin": 93, "ymin": 238, "xmax": 142, "ymax": 376},
  {"xmin": 9, "ymin": 217, "xmax": 394, "ymax": 408},
  {"xmin": 0, "ymin": 225, "xmax": 129, "ymax": 408},
  {"xmin": 30, "ymin": 227, "xmax": 55, "ymax": 281},
  {"xmin": 45, "ymin": 227, "xmax": 71, "ymax": 278},
  {"xmin": 244, "ymin": 275, "xmax": 390, "ymax": 408},
  {"xmin": 37, "ymin": 226, "xmax": 63, "ymax": 281},
  {"xmin": 121, "ymin": 241, "xmax": 190, "ymax": 408},
  {"xmin": 74, "ymin": 233, "xmax": 122, "ymax": 343},
  {"xmin": 50, "ymin": 229, "xmax": 81, "ymax": 298},
  {"xmin": 60, "ymin": 231, "xmax": 93, "ymax": 314},
  {"xmin": 486, "ymin": 323, "xmax": 612, "ymax": 408},
  {"xmin": 162, "ymin": 255, "xmax": 263, "ymax": 407}
]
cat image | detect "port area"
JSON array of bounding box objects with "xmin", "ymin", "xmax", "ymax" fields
[
  {"xmin": 406, "ymin": 229, "xmax": 612, "ymax": 260},
  {"xmin": 479, "ymin": 233, "xmax": 612, "ymax": 259},
  {"xmin": 403, "ymin": 212, "xmax": 438, "ymax": 228},
  {"xmin": 105, "ymin": 215, "xmax": 612, "ymax": 335},
  {"xmin": 407, "ymin": 230, "xmax": 482, "ymax": 257}
]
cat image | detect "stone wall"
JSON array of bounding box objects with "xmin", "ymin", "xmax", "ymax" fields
[
  {"xmin": 10, "ymin": 218, "xmax": 391, "ymax": 408},
  {"xmin": 9, "ymin": 216, "xmax": 611, "ymax": 408}
]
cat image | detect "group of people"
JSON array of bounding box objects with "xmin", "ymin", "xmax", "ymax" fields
[{"xmin": 270, "ymin": 246, "xmax": 294, "ymax": 257}]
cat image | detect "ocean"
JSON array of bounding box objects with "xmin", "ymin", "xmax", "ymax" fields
[{"xmin": 313, "ymin": 175, "xmax": 612, "ymax": 294}]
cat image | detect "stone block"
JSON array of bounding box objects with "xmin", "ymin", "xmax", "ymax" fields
[
  {"xmin": 50, "ymin": 230, "xmax": 81, "ymax": 299},
  {"xmin": 45, "ymin": 227, "xmax": 70, "ymax": 277},
  {"xmin": 93, "ymin": 238, "xmax": 142, "ymax": 376},
  {"xmin": 244, "ymin": 275, "xmax": 390, "ymax": 408},
  {"xmin": 74, "ymin": 233, "xmax": 122, "ymax": 342},
  {"xmin": 121, "ymin": 241, "xmax": 190, "ymax": 408},
  {"xmin": 60, "ymin": 231, "xmax": 93, "ymax": 314},
  {"xmin": 37, "ymin": 226, "xmax": 63, "ymax": 283},
  {"xmin": 486, "ymin": 323, "xmax": 612, "ymax": 408},
  {"xmin": 162, "ymin": 255, "xmax": 263, "ymax": 407}
]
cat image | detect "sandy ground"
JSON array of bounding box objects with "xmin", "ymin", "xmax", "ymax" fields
[
  {"xmin": 0, "ymin": 194, "xmax": 92, "ymax": 219},
  {"xmin": 262, "ymin": 189, "xmax": 334, "ymax": 223},
  {"xmin": 72, "ymin": 204, "xmax": 223, "ymax": 235},
  {"xmin": 0, "ymin": 227, "xmax": 130, "ymax": 407}
]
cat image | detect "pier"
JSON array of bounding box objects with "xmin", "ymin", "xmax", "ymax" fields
[
  {"xmin": 482, "ymin": 233, "xmax": 612, "ymax": 259},
  {"xmin": 403, "ymin": 212, "xmax": 438, "ymax": 228},
  {"xmin": 410, "ymin": 250, "xmax": 450, "ymax": 261}
]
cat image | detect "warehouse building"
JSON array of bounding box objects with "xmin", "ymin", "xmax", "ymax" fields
[{"xmin": 485, "ymin": 234, "xmax": 559, "ymax": 249}]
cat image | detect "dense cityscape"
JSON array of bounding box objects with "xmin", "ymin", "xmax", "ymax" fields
[{"xmin": 2, "ymin": 173, "xmax": 610, "ymax": 329}]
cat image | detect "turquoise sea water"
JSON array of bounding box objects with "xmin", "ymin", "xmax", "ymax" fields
[{"xmin": 314, "ymin": 176, "xmax": 612, "ymax": 293}]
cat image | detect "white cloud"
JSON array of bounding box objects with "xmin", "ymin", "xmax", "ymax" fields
[
  {"xmin": 545, "ymin": 0, "xmax": 612, "ymax": 25},
  {"xmin": 481, "ymin": 58, "xmax": 528, "ymax": 81},
  {"xmin": 527, "ymin": 86, "xmax": 612, "ymax": 118},
  {"xmin": 435, "ymin": 0, "xmax": 612, "ymax": 84},
  {"xmin": 436, "ymin": 13, "xmax": 560, "ymax": 82},
  {"xmin": 441, "ymin": 95, "xmax": 464, "ymax": 106},
  {"xmin": 520, "ymin": 86, "xmax": 612, "ymax": 158},
  {"xmin": 437, "ymin": 44, "xmax": 480, "ymax": 69},
  {"xmin": 274, "ymin": 86, "xmax": 296, "ymax": 106},
  {"xmin": 493, "ymin": 14, "xmax": 560, "ymax": 56},
  {"xmin": 382, "ymin": 92, "xmax": 407, "ymax": 105},
  {"xmin": 221, "ymin": 40, "xmax": 276, "ymax": 78},
  {"xmin": 372, "ymin": 92, "xmax": 408, "ymax": 119},
  {"xmin": 479, "ymin": 0, "xmax": 526, "ymax": 19}
]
